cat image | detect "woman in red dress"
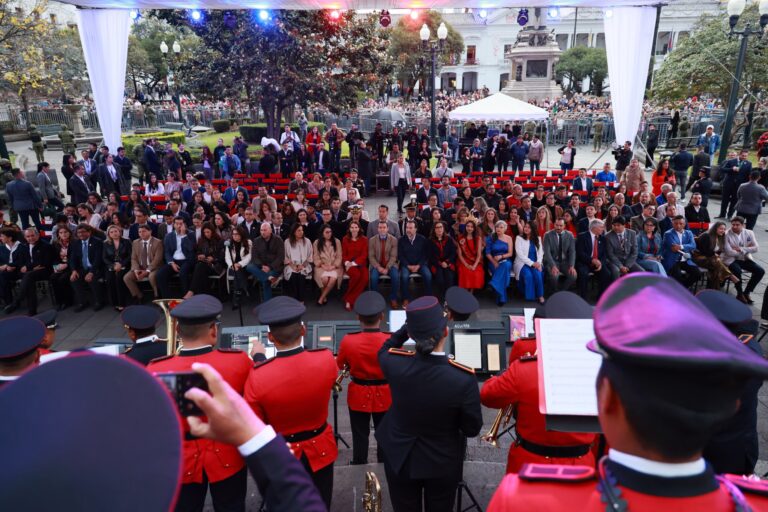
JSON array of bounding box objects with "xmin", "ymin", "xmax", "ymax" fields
[
  {"xmin": 342, "ymin": 220, "xmax": 369, "ymax": 311},
  {"xmin": 305, "ymin": 126, "xmax": 323, "ymax": 157},
  {"xmin": 457, "ymin": 219, "xmax": 485, "ymax": 292}
]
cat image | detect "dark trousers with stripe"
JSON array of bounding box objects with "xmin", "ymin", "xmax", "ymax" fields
[{"xmin": 349, "ymin": 409, "xmax": 386, "ymax": 464}]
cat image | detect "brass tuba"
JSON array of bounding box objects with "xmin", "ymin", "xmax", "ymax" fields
[
  {"xmin": 362, "ymin": 471, "xmax": 382, "ymax": 512},
  {"xmin": 333, "ymin": 364, "xmax": 350, "ymax": 393},
  {"xmin": 154, "ymin": 299, "xmax": 184, "ymax": 355},
  {"xmin": 481, "ymin": 404, "xmax": 515, "ymax": 448}
]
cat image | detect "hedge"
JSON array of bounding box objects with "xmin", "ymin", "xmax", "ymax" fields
[
  {"xmin": 122, "ymin": 131, "xmax": 186, "ymax": 156},
  {"xmin": 239, "ymin": 121, "xmax": 325, "ymax": 143},
  {"xmin": 212, "ymin": 120, "xmax": 231, "ymax": 133}
]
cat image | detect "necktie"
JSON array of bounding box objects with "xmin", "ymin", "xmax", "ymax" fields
[
  {"xmin": 82, "ymin": 176, "xmax": 91, "ymax": 192},
  {"xmin": 620, "ymin": 234, "xmax": 625, "ymax": 251},
  {"xmin": 557, "ymin": 233, "xmax": 563, "ymax": 261},
  {"xmin": 141, "ymin": 241, "xmax": 149, "ymax": 268},
  {"xmin": 82, "ymin": 240, "xmax": 90, "ymax": 269},
  {"xmin": 380, "ymin": 238, "xmax": 388, "ymax": 267},
  {"xmin": 592, "ymin": 237, "xmax": 598, "ymax": 259},
  {"xmin": 109, "ymin": 166, "xmax": 116, "ymax": 180}
]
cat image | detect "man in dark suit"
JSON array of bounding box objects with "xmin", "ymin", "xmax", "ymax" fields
[
  {"xmin": 630, "ymin": 203, "xmax": 659, "ymax": 233},
  {"xmin": 114, "ymin": 147, "xmax": 133, "ymax": 182},
  {"xmin": 604, "ymin": 216, "xmax": 643, "ymax": 281},
  {"xmin": 3, "ymin": 227, "xmax": 53, "ymax": 315},
  {"xmin": 684, "ymin": 192, "xmax": 711, "ymax": 234},
  {"xmin": 577, "ymin": 204, "xmax": 598, "ymax": 234},
  {"xmin": 128, "ymin": 207, "xmax": 159, "ymax": 241},
  {"xmin": 669, "ymin": 143, "xmax": 693, "ymax": 199},
  {"xmin": 68, "ymin": 164, "xmax": 93, "ymax": 206},
  {"xmin": 415, "ymin": 180, "xmax": 439, "ymax": 204},
  {"xmin": 314, "ymin": 143, "xmax": 330, "ymax": 176},
  {"xmin": 735, "ymin": 171, "xmax": 768, "ymax": 230},
  {"xmin": 376, "ymin": 297, "xmax": 482, "ymax": 511},
  {"xmin": 143, "ymin": 139, "xmax": 163, "ymax": 179},
  {"xmin": 239, "ymin": 208, "xmax": 260, "ymax": 241},
  {"xmin": 68, "ymin": 224, "xmax": 105, "ymax": 311},
  {"xmin": 542, "ymin": 218, "xmax": 576, "ymax": 293},
  {"xmin": 575, "ymin": 218, "xmax": 611, "ymax": 299},
  {"xmin": 36, "ymin": 162, "xmax": 64, "ymax": 211},
  {"xmin": 660, "ymin": 215, "xmax": 701, "ymax": 289},
  {"xmin": 155, "ymin": 218, "xmax": 195, "ymax": 299},
  {"xmin": 5, "ymin": 168, "xmax": 42, "ymax": 230},
  {"xmin": 96, "ymin": 153, "xmax": 127, "ymax": 197},
  {"xmin": 571, "ymin": 168, "xmax": 593, "ymax": 195},
  {"xmin": 719, "ymin": 149, "xmax": 752, "ymax": 219},
  {"xmin": 565, "ymin": 194, "xmax": 585, "ymax": 220},
  {"xmin": 78, "ymin": 149, "xmax": 98, "ymax": 187}
]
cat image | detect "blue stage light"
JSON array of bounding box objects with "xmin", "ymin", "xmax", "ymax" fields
[
  {"xmin": 190, "ymin": 10, "xmax": 202, "ymax": 21},
  {"xmin": 258, "ymin": 10, "xmax": 270, "ymax": 21},
  {"xmin": 548, "ymin": 7, "xmax": 560, "ymax": 18}
]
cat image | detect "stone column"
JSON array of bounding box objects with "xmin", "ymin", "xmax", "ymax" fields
[{"xmin": 63, "ymin": 104, "xmax": 86, "ymax": 137}]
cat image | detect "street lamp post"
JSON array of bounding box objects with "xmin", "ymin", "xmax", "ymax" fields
[
  {"xmin": 420, "ymin": 22, "xmax": 448, "ymax": 151},
  {"xmin": 160, "ymin": 40, "xmax": 185, "ymax": 127},
  {"xmin": 717, "ymin": 0, "xmax": 768, "ymax": 164}
]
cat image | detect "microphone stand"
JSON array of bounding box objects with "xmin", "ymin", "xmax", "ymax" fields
[{"xmin": 332, "ymin": 387, "xmax": 350, "ymax": 448}]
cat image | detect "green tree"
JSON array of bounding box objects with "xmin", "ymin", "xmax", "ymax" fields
[
  {"xmin": 554, "ymin": 46, "xmax": 607, "ymax": 95},
  {"xmin": 652, "ymin": 4, "xmax": 768, "ymax": 105},
  {"xmin": 158, "ymin": 9, "xmax": 393, "ymax": 137},
  {"xmin": 388, "ymin": 10, "xmax": 463, "ymax": 94}
]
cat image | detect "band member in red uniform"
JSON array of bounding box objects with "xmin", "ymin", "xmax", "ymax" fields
[
  {"xmin": 488, "ymin": 274, "xmax": 768, "ymax": 511},
  {"xmin": 244, "ymin": 296, "xmax": 338, "ymax": 510},
  {"xmin": 148, "ymin": 294, "xmax": 252, "ymax": 512},
  {"xmin": 0, "ymin": 316, "xmax": 45, "ymax": 388},
  {"xmin": 336, "ymin": 291, "xmax": 392, "ymax": 465},
  {"xmin": 481, "ymin": 291, "xmax": 597, "ymax": 473}
]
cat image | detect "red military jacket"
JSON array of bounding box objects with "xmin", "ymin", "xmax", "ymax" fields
[
  {"xmin": 336, "ymin": 329, "xmax": 392, "ymax": 413},
  {"xmin": 487, "ymin": 462, "xmax": 768, "ymax": 511},
  {"xmin": 148, "ymin": 346, "xmax": 252, "ymax": 484},
  {"xmin": 244, "ymin": 346, "xmax": 337, "ymax": 473},
  {"xmin": 481, "ymin": 351, "xmax": 596, "ymax": 473}
]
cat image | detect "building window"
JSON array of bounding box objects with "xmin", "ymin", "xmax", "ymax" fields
[
  {"xmin": 575, "ymin": 33, "xmax": 589, "ymax": 47},
  {"xmin": 556, "ymin": 34, "xmax": 569, "ymax": 51},
  {"xmin": 466, "ymin": 45, "xmax": 477, "ymax": 65},
  {"xmin": 655, "ymin": 31, "xmax": 671, "ymax": 55},
  {"xmin": 503, "ymin": 44, "xmax": 513, "ymax": 55},
  {"xmin": 49, "ymin": 13, "xmax": 57, "ymax": 24},
  {"xmin": 595, "ymin": 33, "xmax": 606, "ymax": 49},
  {"xmin": 499, "ymin": 73, "xmax": 510, "ymax": 90}
]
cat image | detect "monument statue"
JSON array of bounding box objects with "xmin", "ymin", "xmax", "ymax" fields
[{"xmin": 501, "ymin": 7, "xmax": 562, "ymax": 101}]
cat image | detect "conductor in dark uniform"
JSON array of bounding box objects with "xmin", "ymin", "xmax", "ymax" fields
[
  {"xmin": 244, "ymin": 296, "xmax": 338, "ymax": 510},
  {"xmin": 336, "ymin": 291, "xmax": 392, "ymax": 465},
  {"xmin": 121, "ymin": 305, "xmax": 167, "ymax": 366},
  {"xmin": 377, "ymin": 296, "xmax": 483, "ymax": 512},
  {"xmin": 0, "ymin": 316, "xmax": 46, "ymax": 388},
  {"xmin": 488, "ymin": 274, "xmax": 768, "ymax": 511},
  {"xmin": 148, "ymin": 295, "xmax": 253, "ymax": 512},
  {"xmin": 696, "ymin": 289, "xmax": 764, "ymax": 475}
]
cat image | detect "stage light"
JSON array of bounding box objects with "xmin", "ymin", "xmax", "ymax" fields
[
  {"xmin": 129, "ymin": 9, "xmax": 140, "ymax": 20},
  {"xmin": 478, "ymin": 9, "xmax": 488, "ymax": 19},
  {"xmin": 517, "ymin": 8, "xmax": 528, "ymax": 26},
  {"xmin": 190, "ymin": 9, "xmax": 202, "ymax": 21},
  {"xmin": 409, "ymin": 9, "xmax": 419, "ymax": 21},
  {"xmin": 548, "ymin": 7, "xmax": 560, "ymax": 18},
  {"xmin": 258, "ymin": 10, "xmax": 270, "ymax": 21},
  {"xmin": 330, "ymin": 9, "xmax": 341, "ymax": 20}
]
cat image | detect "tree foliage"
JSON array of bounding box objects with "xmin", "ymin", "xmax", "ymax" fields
[
  {"xmin": 554, "ymin": 46, "xmax": 607, "ymax": 95},
  {"xmin": 652, "ymin": 4, "xmax": 768, "ymax": 105},
  {"xmin": 157, "ymin": 9, "xmax": 393, "ymax": 137},
  {"xmin": 388, "ymin": 10, "xmax": 464, "ymax": 90}
]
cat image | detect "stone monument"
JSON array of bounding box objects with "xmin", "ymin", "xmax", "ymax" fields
[
  {"xmin": 501, "ymin": 8, "xmax": 562, "ymax": 101},
  {"xmin": 63, "ymin": 104, "xmax": 86, "ymax": 137}
]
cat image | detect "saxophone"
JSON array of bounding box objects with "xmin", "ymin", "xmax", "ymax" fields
[{"xmin": 362, "ymin": 472, "xmax": 382, "ymax": 512}]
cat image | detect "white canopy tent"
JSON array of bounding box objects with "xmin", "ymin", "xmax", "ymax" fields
[
  {"xmin": 61, "ymin": 2, "xmax": 661, "ymax": 153},
  {"xmin": 448, "ymin": 93, "xmax": 549, "ymax": 122}
]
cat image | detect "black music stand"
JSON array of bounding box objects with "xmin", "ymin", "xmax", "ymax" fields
[
  {"xmin": 456, "ymin": 437, "xmax": 482, "ymax": 512},
  {"xmin": 332, "ymin": 387, "xmax": 350, "ymax": 448}
]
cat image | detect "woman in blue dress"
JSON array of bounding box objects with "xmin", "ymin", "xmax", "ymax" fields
[
  {"xmin": 485, "ymin": 220, "xmax": 515, "ymax": 305},
  {"xmin": 514, "ymin": 221, "xmax": 545, "ymax": 303}
]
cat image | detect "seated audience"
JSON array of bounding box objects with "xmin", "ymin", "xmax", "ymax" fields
[
  {"xmin": 341, "ymin": 221, "xmax": 369, "ymax": 310},
  {"xmin": 456, "ymin": 219, "xmax": 485, "ymax": 294},
  {"xmin": 397, "ymin": 219, "xmax": 432, "ymax": 306},
  {"xmin": 246, "ymin": 223, "xmax": 285, "ymax": 301},
  {"xmin": 126, "ymin": 224, "xmax": 165, "ymax": 301},
  {"xmin": 368, "ymin": 220, "xmax": 400, "ymax": 309},
  {"xmin": 514, "ymin": 221, "xmax": 545, "ymax": 304},
  {"xmin": 576, "ymin": 219, "xmax": 611, "ymax": 299},
  {"xmin": 224, "ymin": 225, "xmax": 252, "ymax": 310},
  {"xmin": 486, "ymin": 220, "xmax": 514, "ymax": 306},
  {"xmin": 542, "ymin": 218, "xmax": 577, "ymax": 293},
  {"xmin": 636, "ymin": 218, "xmax": 666, "ymax": 275},
  {"xmin": 102, "ymin": 225, "xmax": 132, "ymax": 312},
  {"xmin": 693, "ymin": 221, "xmax": 742, "ymax": 294},
  {"xmin": 723, "ymin": 216, "xmax": 764, "ymax": 304},
  {"xmin": 661, "ymin": 215, "xmax": 702, "ymax": 289},
  {"xmin": 283, "ymin": 223, "xmax": 313, "ymax": 304},
  {"xmin": 427, "ymin": 221, "xmax": 456, "ymax": 302},
  {"xmin": 69, "ymin": 224, "xmax": 106, "ymax": 312},
  {"xmin": 604, "ymin": 216, "xmax": 643, "ymax": 281},
  {"xmin": 312, "ymin": 224, "xmax": 343, "ymax": 307}
]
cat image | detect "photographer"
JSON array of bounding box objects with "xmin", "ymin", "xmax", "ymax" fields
[
  {"xmin": 613, "ymin": 140, "xmax": 633, "ymax": 179},
  {"xmin": 376, "ymin": 296, "xmax": 483, "ymax": 511}
]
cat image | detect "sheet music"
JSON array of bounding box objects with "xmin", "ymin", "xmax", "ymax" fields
[
  {"xmin": 537, "ymin": 319, "xmax": 601, "ymax": 416},
  {"xmin": 523, "ymin": 308, "xmax": 536, "ymax": 336},
  {"xmin": 388, "ymin": 311, "xmax": 415, "ymax": 345},
  {"xmin": 453, "ymin": 332, "xmax": 482, "ymax": 369},
  {"xmin": 487, "ymin": 344, "xmax": 501, "ymax": 372}
]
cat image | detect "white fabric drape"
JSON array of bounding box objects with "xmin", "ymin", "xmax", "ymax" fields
[
  {"xmin": 77, "ymin": 9, "xmax": 131, "ymax": 153},
  {"xmin": 603, "ymin": 7, "xmax": 656, "ymax": 146}
]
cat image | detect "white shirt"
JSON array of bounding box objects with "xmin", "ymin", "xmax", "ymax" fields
[
  {"xmin": 135, "ymin": 335, "xmax": 158, "ymax": 345},
  {"xmin": 609, "ymin": 449, "xmax": 705, "ymax": 478},
  {"xmin": 107, "ymin": 165, "xmax": 117, "ymax": 181},
  {"xmin": 237, "ymin": 425, "xmax": 277, "ymax": 457},
  {"xmin": 5, "ymin": 242, "xmax": 19, "ymax": 264},
  {"xmin": 173, "ymin": 234, "xmax": 187, "ymax": 261}
]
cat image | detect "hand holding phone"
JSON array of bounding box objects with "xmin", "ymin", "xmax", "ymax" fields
[{"xmin": 154, "ymin": 371, "xmax": 208, "ymax": 417}]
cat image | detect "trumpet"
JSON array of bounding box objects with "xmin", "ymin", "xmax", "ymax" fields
[
  {"xmin": 154, "ymin": 298, "xmax": 184, "ymax": 355},
  {"xmin": 333, "ymin": 364, "xmax": 350, "ymax": 393},
  {"xmin": 362, "ymin": 471, "xmax": 382, "ymax": 512},
  {"xmin": 481, "ymin": 404, "xmax": 515, "ymax": 447}
]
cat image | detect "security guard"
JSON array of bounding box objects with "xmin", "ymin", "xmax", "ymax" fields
[
  {"xmin": 148, "ymin": 294, "xmax": 252, "ymax": 512},
  {"xmin": 697, "ymin": 289, "xmax": 763, "ymax": 475},
  {"xmin": 336, "ymin": 291, "xmax": 392, "ymax": 465},
  {"xmin": 121, "ymin": 305, "xmax": 166, "ymax": 366},
  {"xmin": 444, "ymin": 286, "xmax": 479, "ymax": 322},
  {"xmin": 488, "ymin": 274, "xmax": 768, "ymax": 511},
  {"xmin": 377, "ymin": 296, "xmax": 483, "ymax": 512},
  {"xmin": 481, "ymin": 291, "xmax": 597, "ymax": 473},
  {"xmin": 244, "ymin": 296, "xmax": 338, "ymax": 510},
  {"xmin": 0, "ymin": 316, "xmax": 46, "ymax": 388},
  {"xmin": 33, "ymin": 309, "xmax": 58, "ymax": 355},
  {"xmin": 29, "ymin": 124, "xmax": 45, "ymax": 163}
]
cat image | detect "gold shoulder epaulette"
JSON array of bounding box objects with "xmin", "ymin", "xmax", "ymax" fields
[
  {"xmin": 448, "ymin": 359, "xmax": 475, "ymax": 374},
  {"xmin": 388, "ymin": 347, "xmax": 414, "ymax": 356}
]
